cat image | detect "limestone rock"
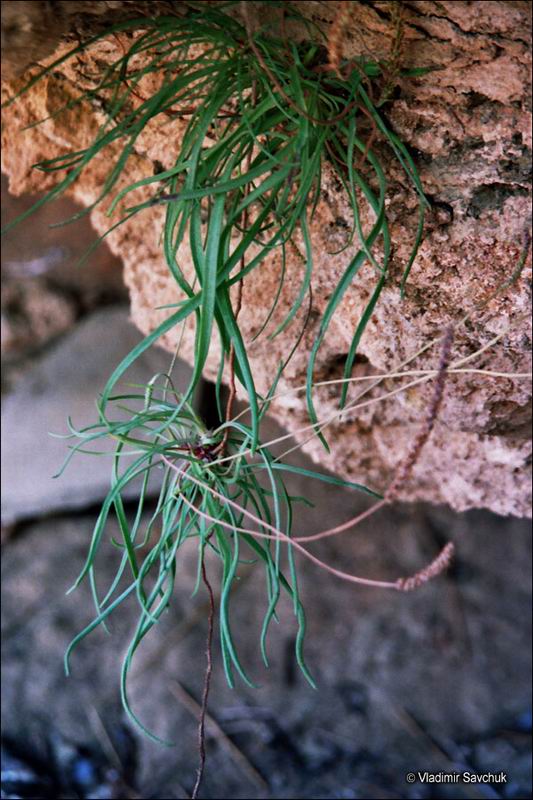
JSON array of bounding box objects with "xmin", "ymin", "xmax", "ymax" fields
[{"xmin": 1, "ymin": 1, "xmax": 531, "ymax": 516}]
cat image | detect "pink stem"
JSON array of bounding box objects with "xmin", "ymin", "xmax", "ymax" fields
[
  {"xmin": 162, "ymin": 458, "xmax": 453, "ymax": 592},
  {"xmin": 164, "ymin": 456, "xmax": 407, "ymax": 590}
]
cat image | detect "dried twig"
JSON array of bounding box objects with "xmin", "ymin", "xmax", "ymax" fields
[
  {"xmin": 191, "ymin": 559, "xmax": 215, "ymax": 800},
  {"xmin": 386, "ymin": 326, "xmax": 454, "ymax": 501},
  {"xmin": 170, "ymin": 682, "xmax": 268, "ymax": 793}
]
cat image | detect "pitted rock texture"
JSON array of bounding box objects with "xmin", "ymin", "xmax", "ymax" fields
[{"xmin": 1, "ymin": 0, "xmax": 531, "ymax": 516}]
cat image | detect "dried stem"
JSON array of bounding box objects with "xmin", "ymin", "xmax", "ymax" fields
[
  {"xmin": 386, "ymin": 326, "xmax": 454, "ymax": 501},
  {"xmin": 165, "ymin": 457, "xmax": 452, "ymax": 594},
  {"xmin": 327, "ymin": 1, "xmax": 350, "ymax": 78},
  {"xmin": 191, "ymin": 558, "xmax": 215, "ymax": 800}
]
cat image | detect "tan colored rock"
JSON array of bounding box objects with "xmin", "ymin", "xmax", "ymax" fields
[{"xmin": 1, "ymin": 1, "xmax": 531, "ymax": 516}]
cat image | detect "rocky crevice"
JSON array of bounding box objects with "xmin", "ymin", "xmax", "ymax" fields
[{"xmin": 1, "ymin": 0, "xmax": 531, "ymax": 516}]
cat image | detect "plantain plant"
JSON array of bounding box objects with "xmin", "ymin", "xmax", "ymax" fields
[{"xmin": 3, "ymin": 0, "xmax": 452, "ymax": 757}]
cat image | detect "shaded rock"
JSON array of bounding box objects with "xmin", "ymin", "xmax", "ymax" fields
[
  {"xmin": 1, "ymin": 174, "xmax": 126, "ymax": 308},
  {"xmin": 1, "ymin": 173, "xmax": 127, "ymax": 364},
  {"xmin": 1, "ymin": 483, "xmax": 531, "ymax": 798},
  {"xmin": 0, "ymin": 307, "xmax": 192, "ymax": 524},
  {"xmin": 1, "ymin": 278, "xmax": 76, "ymax": 360}
]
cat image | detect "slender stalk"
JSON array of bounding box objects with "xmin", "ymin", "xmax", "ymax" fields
[{"xmin": 192, "ymin": 558, "xmax": 215, "ymax": 800}]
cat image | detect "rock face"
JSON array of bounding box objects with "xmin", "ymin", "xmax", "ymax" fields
[{"xmin": 1, "ymin": 1, "xmax": 531, "ymax": 516}]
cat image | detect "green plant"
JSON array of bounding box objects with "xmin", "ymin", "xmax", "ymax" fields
[
  {"xmin": 3, "ymin": 0, "xmax": 429, "ymax": 431},
  {"xmin": 57, "ymin": 373, "xmax": 383, "ymax": 737},
  {"xmin": 3, "ymin": 0, "xmax": 470, "ymax": 781}
]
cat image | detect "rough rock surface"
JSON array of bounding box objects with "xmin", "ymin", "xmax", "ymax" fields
[{"xmin": 1, "ymin": 0, "xmax": 531, "ymax": 516}]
